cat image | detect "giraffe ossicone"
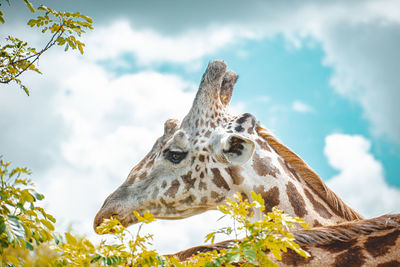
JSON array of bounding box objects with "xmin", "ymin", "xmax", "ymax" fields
[{"xmin": 94, "ymin": 60, "xmax": 400, "ymax": 265}]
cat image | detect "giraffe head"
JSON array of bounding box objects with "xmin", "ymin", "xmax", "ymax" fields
[{"xmin": 94, "ymin": 60, "xmax": 263, "ymax": 230}]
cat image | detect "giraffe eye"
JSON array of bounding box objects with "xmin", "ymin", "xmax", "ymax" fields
[{"xmin": 164, "ymin": 149, "xmax": 188, "ymax": 164}]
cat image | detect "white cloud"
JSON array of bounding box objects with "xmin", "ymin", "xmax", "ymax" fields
[
  {"xmin": 83, "ymin": 20, "xmax": 254, "ymax": 66},
  {"xmin": 292, "ymin": 100, "xmax": 314, "ymax": 113},
  {"xmin": 78, "ymin": 1, "xmax": 400, "ymax": 142},
  {"xmin": 325, "ymin": 133, "xmax": 400, "ymax": 218}
]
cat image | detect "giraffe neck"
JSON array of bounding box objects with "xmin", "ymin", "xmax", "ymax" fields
[{"xmin": 241, "ymin": 126, "xmax": 363, "ymax": 227}]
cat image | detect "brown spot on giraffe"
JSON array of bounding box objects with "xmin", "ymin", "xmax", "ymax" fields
[
  {"xmin": 181, "ymin": 171, "xmax": 196, "ymax": 191},
  {"xmin": 256, "ymin": 138, "xmax": 271, "ymax": 152},
  {"xmin": 253, "ymin": 185, "xmax": 280, "ymax": 212},
  {"xmin": 161, "ymin": 180, "xmax": 167, "ymax": 189},
  {"xmin": 318, "ymin": 239, "xmax": 357, "ymax": 253},
  {"xmin": 313, "ymin": 220, "xmax": 322, "ymax": 227},
  {"xmin": 159, "ymin": 197, "xmax": 175, "ymax": 209},
  {"xmin": 240, "ymin": 192, "xmax": 249, "ymax": 202},
  {"xmin": 204, "ymin": 130, "xmax": 212, "ymax": 138},
  {"xmin": 164, "ymin": 180, "xmax": 180, "ymax": 198},
  {"xmin": 179, "ymin": 195, "xmax": 195, "ymax": 205},
  {"xmin": 211, "ymin": 168, "xmax": 230, "ymax": 191},
  {"xmin": 139, "ymin": 171, "xmax": 147, "ymax": 180},
  {"xmin": 126, "ymin": 173, "xmax": 138, "ymax": 184},
  {"xmin": 333, "ymin": 246, "xmax": 366, "ymax": 267},
  {"xmin": 200, "ymin": 172, "xmax": 204, "ymax": 179},
  {"xmin": 225, "ymin": 166, "xmax": 244, "ymax": 185},
  {"xmin": 286, "ymin": 182, "xmax": 308, "ymax": 217},
  {"xmin": 198, "ymin": 181, "xmax": 207, "ymax": 191},
  {"xmin": 281, "ymin": 248, "xmax": 314, "ymax": 266},
  {"xmin": 377, "ymin": 261, "xmax": 400, "ymax": 267},
  {"xmin": 200, "ymin": 196, "xmax": 208, "ymax": 204},
  {"xmin": 365, "ymin": 229, "xmax": 400, "ymax": 257},
  {"xmin": 145, "ymin": 158, "xmax": 155, "ymax": 169},
  {"xmin": 252, "ymin": 152, "xmax": 280, "ymax": 177},
  {"xmin": 304, "ymin": 188, "xmax": 332, "ymax": 219},
  {"xmin": 198, "ymin": 155, "xmax": 205, "ymax": 162},
  {"xmin": 210, "ymin": 191, "xmax": 225, "ymax": 202}
]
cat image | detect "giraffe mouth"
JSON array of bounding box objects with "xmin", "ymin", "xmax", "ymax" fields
[{"xmin": 120, "ymin": 206, "xmax": 214, "ymax": 227}]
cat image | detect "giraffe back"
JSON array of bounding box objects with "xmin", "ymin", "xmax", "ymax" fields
[{"xmin": 171, "ymin": 214, "xmax": 400, "ymax": 266}]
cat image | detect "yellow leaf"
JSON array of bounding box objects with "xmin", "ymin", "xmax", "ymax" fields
[
  {"xmin": 133, "ymin": 210, "xmax": 155, "ymax": 224},
  {"xmin": 65, "ymin": 232, "xmax": 78, "ymax": 246},
  {"xmin": 41, "ymin": 219, "xmax": 55, "ymax": 231},
  {"xmin": 6, "ymin": 255, "xmax": 20, "ymax": 266}
]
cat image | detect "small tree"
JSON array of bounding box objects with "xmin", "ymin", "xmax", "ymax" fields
[{"xmin": 0, "ymin": 0, "xmax": 93, "ymax": 95}]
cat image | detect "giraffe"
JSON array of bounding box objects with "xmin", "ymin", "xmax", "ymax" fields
[{"xmin": 93, "ymin": 60, "xmax": 400, "ymax": 265}]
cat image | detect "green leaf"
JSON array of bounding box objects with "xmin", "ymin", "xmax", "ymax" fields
[
  {"xmin": 32, "ymin": 191, "xmax": 44, "ymax": 200},
  {"xmin": 37, "ymin": 5, "xmax": 49, "ymax": 12},
  {"xmin": 0, "ymin": 220, "xmax": 6, "ymax": 235},
  {"xmin": 25, "ymin": 241, "xmax": 34, "ymax": 251},
  {"xmin": 243, "ymin": 246, "xmax": 258, "ymax": 264},
  {"xmin": 7, "ymin": 215, "xmax": 26, "ymax": 241},
  {"xmin": 23, "ymin": 0, "xmax": 35, "ymax": 13},
  {"xmin": 0, "ymin": 11, "xmax": 5, "ymax": 24},
  {"xmin": 226, "ymin": 251, "xmax": 241, "ymax": 263},
  {"xmin": 90, "ymin": 255, "xmax": 101, "ymax": 263},
  {"xmin": 22, "ymin": 84, "xmax": 30, "ymax": 96}
]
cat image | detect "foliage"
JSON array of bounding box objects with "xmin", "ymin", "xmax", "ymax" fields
[
  {"xmin": 0, "ymin": 0, "xmax": 93, "ymax": 95},
  {"xmin": 0, "ymin": 159, "xmax": 309, "ymax": 266},
  {"xmin": 54, "ymin": 211, "xmax": 165, "ymax": 267},
  {"xmin": 196, "ymin": 192, "xmax": 310, "ymax": 266},
  {"xmin": 0, "ymin": 159, "xmax": 56, "ymax": 266},
  {"xmin": 54, "ymin": 193, "xmax": 309, "ymax": 267}
]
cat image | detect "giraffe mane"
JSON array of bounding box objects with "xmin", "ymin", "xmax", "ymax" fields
[
  {"xmin": 256, "ymin": 125, "xmax": 363, "ymax": 221},
  {"xmin": 294, "ymin": 213, "xmax": 400, "ymax": 245}
]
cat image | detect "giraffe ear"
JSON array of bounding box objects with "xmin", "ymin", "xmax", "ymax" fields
[{"xmin": 220, "ymin": 135, "xmax": 255, "ymax": 164}]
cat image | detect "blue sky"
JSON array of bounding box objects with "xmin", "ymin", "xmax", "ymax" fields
[{"xmin": 1, "ymin": 0, "xmax": 400, "ymax": 253}]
